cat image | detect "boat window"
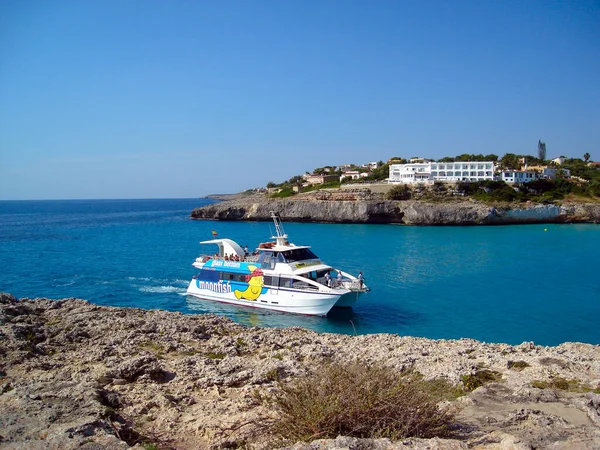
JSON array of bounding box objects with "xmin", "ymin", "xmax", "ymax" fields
[
  {"xmin": 292, "ymin": 279, "xmax": 319, "ymax": 291},
  {"xmin": 198, "ymin": 270, "xmax": 219, "ymax": 282},
  {"xmin": 275, "ymin": 252, "xmax": 285, "ymax": 263},
  {"xmin": 257, "ymin": 252, "xmax": 267, "ymax": 265},
  {"xmin": 302, "ymin": 271, "xmax": 318, "ymax": 281},
  {"xmin": 280, "ymin": 277, "xmax": 295, "ymax": 288},
  {"xmin": 218, "ymin": 272, "xmax": 247, "ymax": 282},
  {"xmin": 281, "ymin": 248, "xmax": 319, "ymax": 262},
  {"xmin": 259, "ymin": 252, "xmax": 276, "ymax": 270}
]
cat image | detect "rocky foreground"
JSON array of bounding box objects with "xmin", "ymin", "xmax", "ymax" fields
[
  {"xmin": 1, "ymin": 293, "xmax": 600, "ymax": 449},
  {"xmin": 192, "ymin": 191, "xmax": 600, "ymax": 225}
]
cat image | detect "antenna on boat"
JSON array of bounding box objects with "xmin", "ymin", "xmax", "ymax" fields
[{"xmin": 270, "ymin": 211, "xmax": 288, "ymax": 246}]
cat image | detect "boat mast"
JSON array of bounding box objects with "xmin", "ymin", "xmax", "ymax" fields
[{"xmin": 270, "ymin": 211, "xmax": 288, "ymax": 246}]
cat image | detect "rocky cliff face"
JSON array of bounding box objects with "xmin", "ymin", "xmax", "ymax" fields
[
  {"xmin": 1, "ymin": 293, "xmax": 600, "ymax": 449},
  {"xmin": 192, "ymin": 192, "xmax": 600, "ymax": 225}
]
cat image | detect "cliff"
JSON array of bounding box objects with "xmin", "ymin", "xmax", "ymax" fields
[
  {"xmin": 192, "ymin": 191, "xmax": 600, "ymax": 225},
  {"xmin": 1, "ymin": 293, "xmax": 599, "ymax": 449}
]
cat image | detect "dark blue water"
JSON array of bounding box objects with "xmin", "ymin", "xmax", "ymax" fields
[{"xmin": 1, "ymin": 199, "xmax": 598, "ymax": 346}]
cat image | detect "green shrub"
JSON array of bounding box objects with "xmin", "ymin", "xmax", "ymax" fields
[
  {"xmin": 461, "ymin": 369, "xmax": 502, "ymax": 391},
  {"xmin": 260, "ymin": 362, "xmax": 456, "ymax": 443},
  {"xmin": 205, "ymin": 351, "xmax": 226, "ymax": 360},
  {"xmin": 386, "ymin": 185, "xmax": 411, "ymax": 200},
  {"xmin": 507, "ymin": 360, "xmax": 530, "ymax": 371},
  {"xmin": 270, "ymin": 187, "xmax": 295, "ymax": 198},
  {"xmin": 532, "ymin": 377, "xmax": 596, "ymax": 392}
]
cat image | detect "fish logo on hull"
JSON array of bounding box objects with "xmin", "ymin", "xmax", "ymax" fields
[{"xmin": 234, "ymin": 265, "xmax": 266, "ymax": 301}]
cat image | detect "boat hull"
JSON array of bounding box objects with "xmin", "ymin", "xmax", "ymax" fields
[
  {"xmin": 334, "ymin": 291, "xmax": 361, "ymax": 308},
  {"xmin": 186, "ymin": 280, "xmax": 341, "ymax": 316}
]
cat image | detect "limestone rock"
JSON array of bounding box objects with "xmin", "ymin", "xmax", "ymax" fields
[
  {"xmin": 191, "ymin": 192, "xmax": 600, "ymax": 225},
  {"xmin": 1, "ymin": 294, "xmax": 599, "ymax": 449}
]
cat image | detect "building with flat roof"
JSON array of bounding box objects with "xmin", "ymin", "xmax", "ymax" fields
[
  {"xmin": 388, "ymin": 162, "xmax": 496, "ymax": 184},
  {"xmin": 500, "ymin": 170, "xmax": 537, "ymax": 184},
  {"xmin": 304, "ymin": 174, "xmax": 339, "ymax": 185}
]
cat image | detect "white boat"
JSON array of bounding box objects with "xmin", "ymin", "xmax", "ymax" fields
[{"xmin": 186, "ymin": 212, "xmax": 369, "ymax": 316}]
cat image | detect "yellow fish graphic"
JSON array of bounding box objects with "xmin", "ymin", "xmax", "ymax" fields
[{"xmin": 234, "ymin": 265, "xmax": 265, "ymax": 301}]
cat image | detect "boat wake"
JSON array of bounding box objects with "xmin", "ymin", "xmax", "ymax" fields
[
  {"xmin": 138, "ymin": 285, "xmax": 184, "ymax": 294},
  {"xmin": 130, "ymin": 277, "xmax": 188, "ymax": 295}
]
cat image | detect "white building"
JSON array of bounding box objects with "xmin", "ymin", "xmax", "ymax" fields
[
  {"xmin": 500, "ymin": 170, "xmax": 537, "ymax": 184},
  {"xmin": 363, "ymin": 161, "xmax": 379, "ymax": 170},
  {"xmin": 388, "ymin": 162, "xmax": 496, "ymax": 184},
  {"xmin": 304, "ymin": 174, "xmax": 339, "ymax": 185},
  {"xmin": 541, "ymin": 167, "xmax": 571, "ymax": 179},
  {"xmin": 409, "ymin": 157, "xmax": 430, "ymax": 163},
  {"xmin": 340, "ymin": 171, "xmax": 371, "ymax": 182}
]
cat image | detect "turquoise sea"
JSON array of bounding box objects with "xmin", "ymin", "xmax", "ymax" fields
[{"xmin": 1, "ymin": 198, "xmax": 598, "ymax": 346}]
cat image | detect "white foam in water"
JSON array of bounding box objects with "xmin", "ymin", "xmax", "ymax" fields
[{"xmin": 139, "ymin": 285, "xmax": 184, "ymax": 294}]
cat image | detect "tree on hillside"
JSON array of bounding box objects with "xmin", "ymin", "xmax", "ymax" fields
[
  {"xmin": 499, "ymin": 153, "xmax": 521, "ymax": 170},
  {"xmin": 366, "ymin": 163, "xmax": 390, "ymax": 181},
  {"xmin": 288, "ymin": 175, "xmax": 304, "ymax": 186},
  {"xmin": 538, "ymin": 140, "xmax": 547, "ymax": 162},
  {"xmin": 584, "ymin": 152, "xmax": 591, "ymax": 162},
  {"xmin": 386, "ymin": 185, "xmax": 411, "ymax": 200}
]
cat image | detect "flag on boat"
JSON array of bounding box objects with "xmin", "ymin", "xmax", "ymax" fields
[{"xmin": 211, "ymin": 230, "xmax": 218, "ymax": 237}]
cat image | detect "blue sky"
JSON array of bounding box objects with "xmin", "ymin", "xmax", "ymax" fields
[{"xmin": 1, "ymin": 0, "xmax": 599, "ymax": 199}]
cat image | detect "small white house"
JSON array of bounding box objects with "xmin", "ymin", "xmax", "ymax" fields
[
  {"xmin": 542, "ymin": 168, "xmax": 571, "ymax": 179},
  {"xmin": 550, "ymin": 156, "xmax": 566, "ymax": 165},
  {"xmin": 340, "ymin": 171, "xmax": 371, "ymax": 182},
  {"xmin": 304, "ymin": 174, "xmax": 339, "ymax": 185},
  {"xmin": 501, "ymin": 170, "xmax": 537, "ymax": 184}
]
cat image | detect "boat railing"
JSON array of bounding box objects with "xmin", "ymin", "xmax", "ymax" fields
[
  {"xmin": 196, "ymin": 254, "xmax": 260, "ymax": 264},
  {"xmin": 343, "ymin": 280, "xmax": 369, "ymax": 292}
]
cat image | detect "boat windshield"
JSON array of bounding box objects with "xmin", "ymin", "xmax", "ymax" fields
[
  {"xmin": 280, "ymin": 248, "xmax": 318, "ymax": 262},
  {"xmin": 257, "ymin": 248, "xmax": 320, "ymax": 269}
]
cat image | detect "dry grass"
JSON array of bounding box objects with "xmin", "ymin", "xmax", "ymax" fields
[
  {"xmin": 259, "ymin": 361, "xmax": 457, "ymax": 444},
  {"xmin": 562, "ymin": 193, "xmax": 600, "ymax": 203}
]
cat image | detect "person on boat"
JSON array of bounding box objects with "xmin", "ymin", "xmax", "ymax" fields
[
  {"xmin": 324, "ymin": 271, "xmax": 331, "ymax": 285},
  {"xmin": 337, "ymin": 270, "xmax": 343, "ymax": 285},
  {"xmin": 244, "ymin": 245, "xmax": 249, "ymax": 256},
  {"xmin": 357, "ymin": 271, "xmax": 364, "ymax": 288}
]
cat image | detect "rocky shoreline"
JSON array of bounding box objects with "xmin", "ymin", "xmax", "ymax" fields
[
  {"xmin": 1, "ymin": 293, "xmax": 599, "ymax": 449},
  {"xmin": 193, "ymin": 191, "xmax": 600, "ymax": 225}
]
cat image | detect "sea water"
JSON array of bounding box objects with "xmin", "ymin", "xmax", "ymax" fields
[{"xmin": 1, "ymin": 198, "xmax": 598, "ymax": 346}]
